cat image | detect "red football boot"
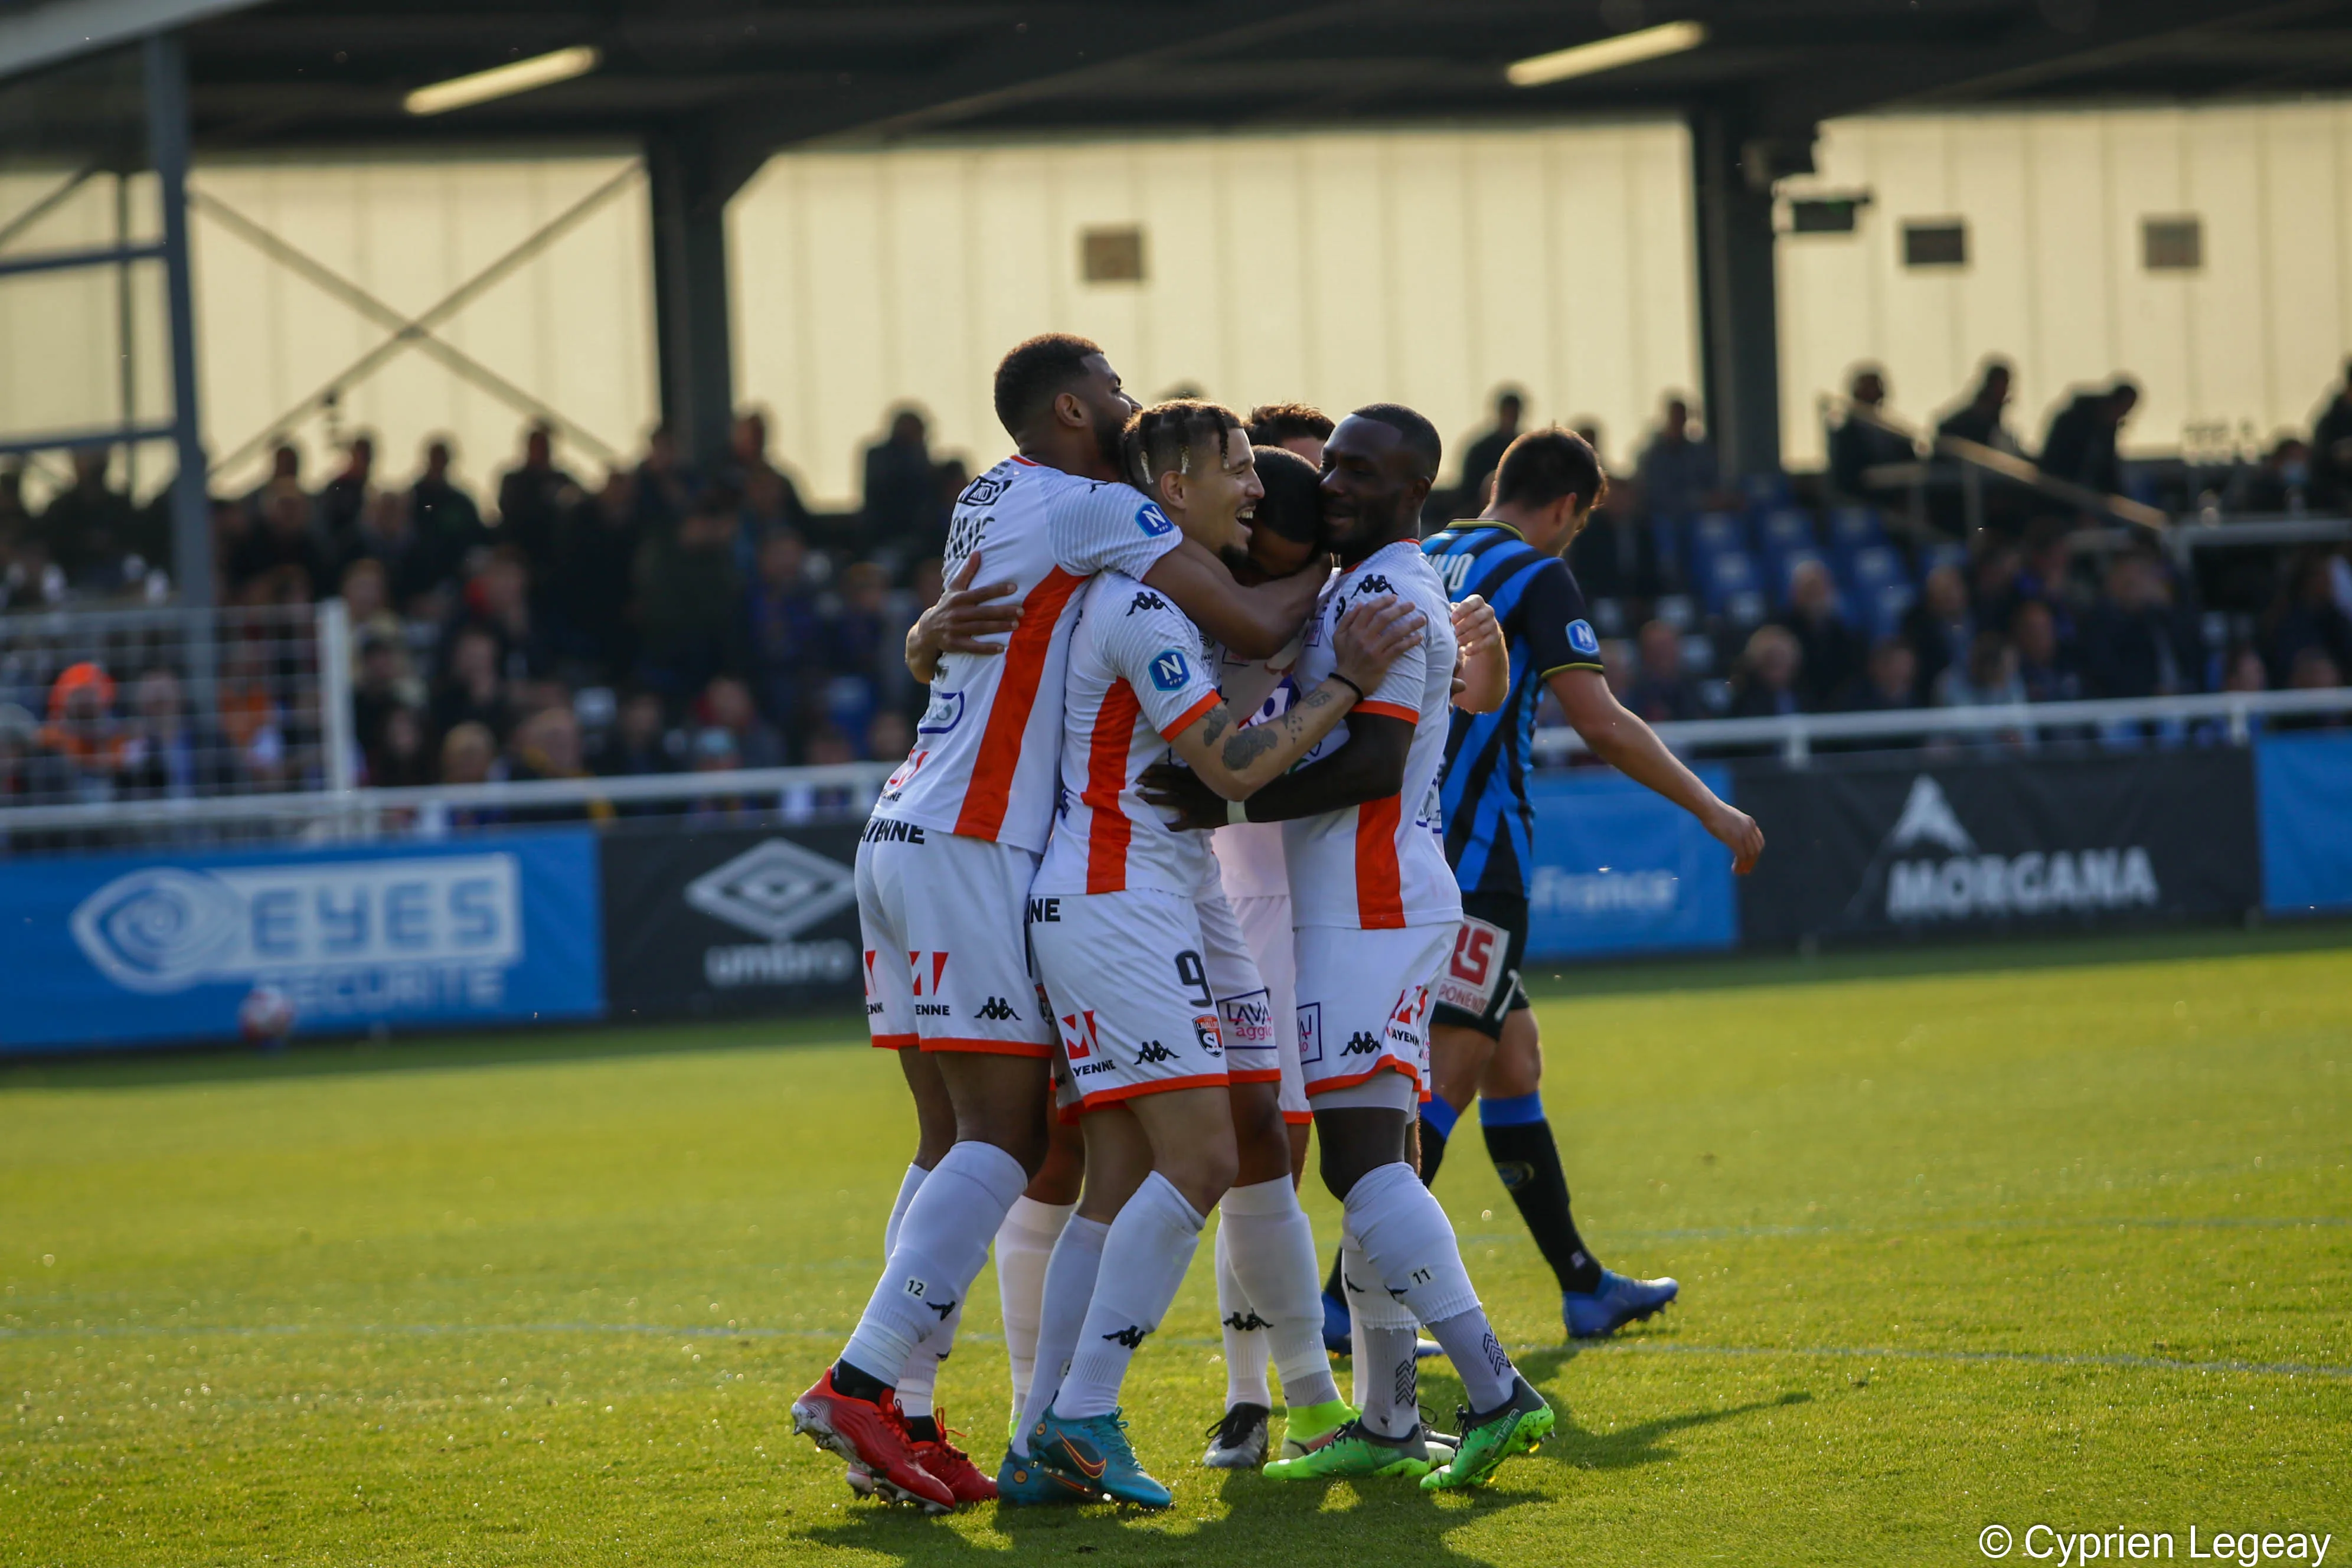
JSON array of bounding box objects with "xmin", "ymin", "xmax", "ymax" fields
[
  {"xmin": 910, "ymin": 1410, "xmax": 998, "ymax": 1506},
  {"xmin": 790, "ymin": 1369, "xmax": 954, "ymax": 1512}
]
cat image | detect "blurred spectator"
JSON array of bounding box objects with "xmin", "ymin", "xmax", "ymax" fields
[
  {"xmin": 2278, "ymin": 648, "xmax": 2349, "ymax": 731},
  {"xmin": 1728, "ymin": 624, "xmax": 1802, "ymax": 718},
  {"xmin": 1457, "ymin": 388, "xmax": 1525, "ymax": 511},
  {"xmin": 746, "ymin": 527, "xmax": 827, "ymax": 730},
  {"xmin": 0, "ymin": 701, "xmax": 42, "ymax": 805},
  {"xmin": 2040, "ymin": 381, "xmax": 2138, "ymax": 495},
  {"xmin": 635, "ymin": 490, "xmax": 747, "ymax": 699},
  {"xmin": 240, "ymin": 442, "xmax": 302, "ymax": 528},
  {"xmin": 2263, "ymin": 547, "xmax": 2352, "ymax": 688},
  {"xmin": 729, "ymin": 411, "xmax": 812, "ymax": 543},
  {"xmin": 229, "ymin": 480, "xmax": 335, "ymax": 603},
  {"xmin": 339, "ymin": 557, "xmax": 401, "ymax": 646},
  {"xmin": 824, "ymin": 560, "xmax": 897, "ymax": 732},
  {"xmin": 39, "ymin": 447, "xmax": 149, "ymax": 589},
  {"xmin": 1848, "ymin": 638, "xmax": 1922, "ymax": 716},
  {"xmin": 352, "ymin": 489, "xmax": 429, "ymax": 608},
  {"xmin": 317, "ymin": 435, "xmax": 375, "ymax": 560},
  {"xmin": 119, "ymin": 667, "xmax": 223, "ymax": 801},
  {"xmin": 216, "ymin": 639, "xmax": 289, "ymax": 790},
  {"xmin": 780, "ymin": 725, "xmax": 861, "ymax": 822},
  {"xmin": 38, "ymin": 662, "xmax": 128, "ymax": 804},
  {"xmin": 685, "ymin": 726, "xmax": 751, "ymax": 823},
  {"xmin": 591, "ymin": 690, "xmax": 679, "ymax": 780},
  {"xmin": 1901, "ymin": 564, "xmax": 1975, "ymax": 703},
  {"xmin": 448, "ymin": 548, "xmax": 551, "ymax": 683},
  {"xmin": 1830, "ymin": 365, "xmax": 1916, "ymax": 504},
  {"xmin": 430, "ymin": 721, "xmax": 504, "ymax": 832},
  {"xmin": 1623, "ymin": 619, "xmax": 1701, "ymax": 723},
  {"xmin": 2309, "ymin": 358, "xmax": 2352, "ymax": 507},
  {"xmin": 1936, "ymin": 629, "xmax": 2025, "ymax": 708},
  {"xmin": 2010, "ymin": 600, "xmax": 2081, "ymax": 704},
  {"xmin": 2080, "ymin": 552, "xmax": 2197, "ymax": 698},
  {"xmin": 866, "ymin": 709, "xmax": 913, "ymax": 765},
  {"xmin": 695, "ymin": 674, "xmax": 786, "ymax": 769},
  {"xmin": 545, "ymin": 472, "xmax": 641, "ymax": 681},
  {"xmin": 494, "ymin": 422, "xmax": 577, "ymax": 573},
  {"xmin": 410, "ymin": 439, "xmax": 486, "ymax": 602},
  {"xmin": 431, "ymin": 625, "xmax": 511, "ymax": 742},
  {"xmin": 1776, "ymin": 560, "xmax": 1864, "ymax": 710},
  {"xmin": 505, "ymin": 700, "xmax": 611, "ymax": 823},
  {"xmin": 861, "ymin": 408, "xmax": 940, "ymax": 565},
  {"xmin": 351, "ymin": 628, "xmax": 422, "ymax": 767},
  {"xmin": 633, "ymin": 423, "xmax": 699, "ymax": 533},
  {"xmin": 2232, "ymin": 437, "xmax": 2312, "ymax": 515},
  {"xmin": 367, "ymin": 703, "xmax": 433, "ymax": 788},
  {"xmin": 1636, "ymin": 396, "xmax": 1718, "ymax": 518},
  {"xmin": 1935, "ymin": 361, "xmax": 2023, "ymax": 455},
  {"xmin": 2221, "ymin": 644, "xmax": 2268, "ymax": 694}
]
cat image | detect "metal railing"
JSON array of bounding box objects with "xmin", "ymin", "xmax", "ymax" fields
[
  {"xmin": 1820, "ymin": 394, "xmax": 2170, "ymax": 534},
  {"xmin": 1533, "ymin": 686, "xmax": 2352, "ymax": 765}
]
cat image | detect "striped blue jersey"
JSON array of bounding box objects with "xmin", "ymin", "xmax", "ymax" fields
[{"xmin": 1422, "ymin": 521, "xmax": 1605, "ymax": 898}]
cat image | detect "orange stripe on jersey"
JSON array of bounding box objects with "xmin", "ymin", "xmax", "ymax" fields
[
  {"xmin": 954, "ymin": 566, "xmax": 1085, "ymax": 840},
  {"xmin": 1355, "ymin": 793, "xmax": 1406, "ymax": 928},
  {"xmin": 1355, "ymin": 700, "xmax": 1419, "ymax": 723},
  {"xmin": 1084, "ymin": 678, "xmax": 1144, "ymax": 893},
  {"xmin": 1158, "ymin": 690, "xmax": 1220, "ymax": 741}
]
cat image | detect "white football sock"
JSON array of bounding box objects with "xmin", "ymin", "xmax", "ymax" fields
[
  {"xmin": 1054, "ymin": 1173, "xmax": 1206, "ymax": 1421},
  {"xmin": 995, "ymin": 1195, "xmax": 1074, "ymax": 1410},
  {"xmin": 1343, "ymin": 1161, "xmax": 1515, "ymax": 1413},
  {"xmin": 1214, "ymin": 1219, "xmax": 1270, "ymax": 1408},
  {"xmin": 1219, "ymin": 1177, "xmax": 1340, "ymax": 1409},
  {"xmin": 883, "ymin": 1161, "xmax": 926, "ymax": 1258},
  {"xmin": 1011, "ymin": 1214, "xmax": 1108, "ymax": 1458},
  {"xmin": 1341, "ymin": 1229, "xmax": 1420, "ymax": 1438},
  {"xmin": 893, "ymin": 1296, "xmax": 958, "ymax": 1420},
  {"xmin": 841, "ymin": 1141, "xmax": 1028, "ymax": 1387}
]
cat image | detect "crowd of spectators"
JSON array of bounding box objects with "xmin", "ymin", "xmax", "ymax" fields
[{"xmin": 4, "ymin": 360, "xmax": 2351, "ymax": 819}]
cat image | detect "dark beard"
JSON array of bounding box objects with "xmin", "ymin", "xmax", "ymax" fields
[{"xmin": 1095, "ymin": 416, "xmax": 1125, "ymax": 473}]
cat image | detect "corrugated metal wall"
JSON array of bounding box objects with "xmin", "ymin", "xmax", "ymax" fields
[
  {"xmin": 730, "ymin": 122, "xmax": 1701, "ymax": 505},
  {"xmin": 1778, "ymin": 101, "xmax": 2352, "ymax": 469}
]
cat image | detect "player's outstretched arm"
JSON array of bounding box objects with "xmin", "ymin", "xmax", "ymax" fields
[
  {"xmin": 1451, "ymin": 593, "xmax": 1508, "ymax": 714},
  {"xmin": 1142, "ymin": 711, "xmax": 1414, "ymax": 829},
  {"xmin": 904, "ymin": 552, "xmax": 1021, "ymax": 684},
  {"xmin": 1166, "ymin": 598, "xmax": 1423, "ymax": 800},
  {"xmin": 1548, "ymin": 667, "xmax": 1765, "ymax": 874},
  {"xmin": 1141, "ymin": 540, "xmax": 1324, "ymax": 660}
]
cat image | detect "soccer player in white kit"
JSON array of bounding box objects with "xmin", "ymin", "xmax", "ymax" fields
[
  {"xmin": 1006, "ymin": 401, "xmax": 1424, "ymax": 1507},
  {"xmin": 792, "ymin": 338, "xmax": 1324, "ymax": 1512},
  {"xmin": 1144, "ymin": 406, "xmax": 1554, "ymax": 1492}
]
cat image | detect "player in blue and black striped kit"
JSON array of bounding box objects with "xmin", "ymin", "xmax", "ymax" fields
[{"xmin": 1415, "ymin": 427, "xmax": 1763, "ymax": 1338}]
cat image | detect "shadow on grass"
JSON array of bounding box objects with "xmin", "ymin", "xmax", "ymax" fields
[
  {"xmin": 798, "ymin": 1384, "xmax": 1805, "ymax": 1565},
  {"xmin": 0, "ymin": 1008, "xmax": 870, "ymax": 1093}
]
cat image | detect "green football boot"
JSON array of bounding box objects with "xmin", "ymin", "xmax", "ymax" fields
[
  {"xmin": 1275, "ymin": 1397, "xmax": 1355, "ymax": 1459},
  {"xmin": 1419, "ymin": 1376, "xmax": 1554, "ymax": 1491},
  {"xmin": 1262, "ymin": 1418, "xmax": 1436, "ymax": 1481}
]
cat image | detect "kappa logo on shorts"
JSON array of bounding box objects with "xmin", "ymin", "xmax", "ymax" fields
[
  {"xmin": 1192, "ymin": 1015, "xmax": 1223, "ymax": 1056},
  {"xmin": 1296, "ymin": 1001, "xmax": 1324, "ymax": 1064},
  {"xmin": 976, "ymin": 995, "xmax": 1021, "ymax": 1022},
  {"xmin": 1341, "ymin": 1030, "xmax": 1381, "ymax": 1056},
  {"xmin": 1060, "ymin": 1010, "xmax": 1101, "ymax": 1061},
  {"xmin": 1149, "ymin": 648, "xmax": 1192, "ymax": 691},
  {"xmin": 1135, "ymin": 1040, "xmax": 1176, "ymax": 1065}
]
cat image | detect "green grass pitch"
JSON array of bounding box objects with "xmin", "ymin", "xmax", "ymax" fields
[{"xmin": 4, "ymin": 929, "xmax": 2347, "ymax": 1566}]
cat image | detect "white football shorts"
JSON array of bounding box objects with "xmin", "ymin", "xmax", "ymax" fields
[
  {"xmin": 1226, "ymin": 890, "xmax": 1309, "ymax": 1123},
  {"xmin": 1032, "ymin": 887, "xmax": 1231, "ymax": 1112},
  {"xmin": 855, "ymin": 821, "xmax": 1054, "ymax": 1057},
  {"xmin": 1295, "ymin": 921, "xmax": 1458, "ymax": 1103}
]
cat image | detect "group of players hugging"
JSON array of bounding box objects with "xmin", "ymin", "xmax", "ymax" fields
[{"xmin": 790, "ymin": 334, "xmax": 1765, "ymax": 1511}]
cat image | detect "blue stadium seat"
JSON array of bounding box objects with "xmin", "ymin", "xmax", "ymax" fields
[
  {"xmin": 1867, "ymin": 582, "xmax": 1916, "ymax": 641},
  {"xmin": 1827, "ymin": 505, "xmax": 1884, "ymax": 555},
  {"xmin": 1701, "ymin": 549, "xmax": 1760, "ymax": 616},
  {"xmin": 1918, "ymin": 540, "xmax": 1967, "ymax": 582},
  {"xmin": 1758, "ymin": 507, "xmax": 1817, "ymax": 560},
  {"xmin": 1845, "ymin": 544, "xmax": 1905, "ymax": 598},
  {"xmin": 1740, "ymin": 472, "xmax": 1791, "ymax": 508},
  {"xmin": 1687, "ymin": 511, "xmax": 1750, "ymax": 569},
  {"xmin": 1776, "ymin": 547, "xmax": 1833, "ymax": 607}
]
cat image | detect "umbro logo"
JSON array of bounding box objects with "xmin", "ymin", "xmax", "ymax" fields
[
  {"xmin": 1126, "ymin": 590, "xmax": 1169, "ymax": 615},
  {"xmin": 1341, "ymin": 1030, "xmax": 1380, "ymax": 1056},
  {"xmin": 1135, "ymin": 1040, "xmax": 1176, "ymax": 1065},
  {"xmin": 1100, "ymin": 1324, "xmax": 1149, "ymax": 1349},
  {"xmin": 976, "ymin": 996, "xmax": 1021, "ymax": 1022},
  {"xmin": 1222, "ymin": 1309, "xmax": 1270, "ymax": 1332}
]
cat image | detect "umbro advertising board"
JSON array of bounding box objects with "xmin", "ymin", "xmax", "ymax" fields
[
  {"xmin": 1732, "ymin": 750, "xmax": 2261, "ymax": 947},
  {"xmin": 599, "ymin": 823, "xmax": 866, "ymax": 1018},
  {"xmin": 0, "ymin": 830, "xmax": 605, "ymax": 1054}
]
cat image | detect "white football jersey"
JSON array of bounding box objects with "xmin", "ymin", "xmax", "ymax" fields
[
  {"xmin": 1208, "ymin": 623, "xmax": 1309, "ymax": 902},
  {"xmin": 1033, "ymin": 573, "xmax": 1227, "ymax": 897},
  {"xmin": 873, "ymin": 458, "xmax": 1183, "ymax": 854},
  {"xmin": 1282, "ymin": 538, "xmax": 1463, "ymax": 930}
]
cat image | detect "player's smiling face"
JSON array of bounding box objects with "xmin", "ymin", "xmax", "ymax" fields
[
  {"xmin": 1318, "ymin": 415, "xmax": 1416, "ymax": 564},
  {"xmin": 1158, "ymin": 426, "xmax": 1260, "ymax": 569}
]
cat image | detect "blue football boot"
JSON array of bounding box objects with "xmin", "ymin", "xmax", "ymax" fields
[
  {"xmin": 1029, "ymin": 1407, "xmax": 1172, "ymax": 1510},
  {"xmin": 996, "ymin": 1446, "xmax": 1100, "ymax": 1505},
  {"xmin": 1563, "ymin": 1269, "xmax": 1679, "ymax": 1338}
]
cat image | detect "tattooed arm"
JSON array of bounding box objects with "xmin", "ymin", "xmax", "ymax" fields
[{"xmin": 1161, "ymin": 596, "xmax": 1423, "ymax": 801}]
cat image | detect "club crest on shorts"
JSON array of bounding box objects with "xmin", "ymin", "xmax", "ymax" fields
[{"xmin": 1192, "ymin": 1014, "xmax": 1223, "ymax": 1056}]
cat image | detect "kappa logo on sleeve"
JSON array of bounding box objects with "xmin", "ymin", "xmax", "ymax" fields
[
  {"xmin": 1150, "ymin": 649, "xmax": 1193, "ymax": 691},
  {"xmin": 1567, "ymin": 619, "xmax": 1601, "ymax": 658},
  {"xmin": 1135, "ymin": 501, "xmax": 1175, "ymax": 537}
]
